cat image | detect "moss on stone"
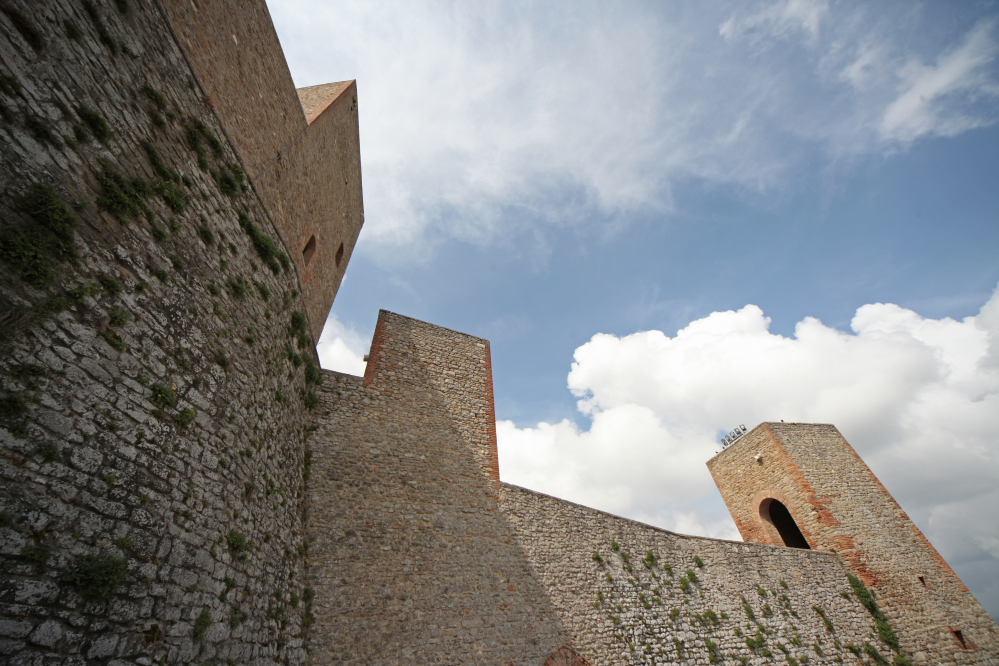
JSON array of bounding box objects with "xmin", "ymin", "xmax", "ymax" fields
[
  {"xmin": 0, "ymin": 185, "xmax": 78, "ymax": 288},
  {"xmin": 25, "ymin": 116, "xmax": 62, "ymax": 148},
  {"xmin": 238, "ymin": 212, "xmax": 289, "ymax": 275},
  {"xmin": 150, "ymin": 382, "xmax": 177, "ymax": 408},
  {"xmin": 21, "ymin": 543, "xmax": 50, "ymax": 566},
  {"xmin": 108, "ymin": 308, "xmax": 128, "ymax": 325},
  {"xmin": 142, "ymin": 142, "xmax": 177, "ymax": 182},
  {"xmin": 3, "ymin": 8, "xmax": 45, "ymax": 51},
  {"xmin": 60, "ymin": 554, "xmax": 127, "ymax": 602},
  {"xmin": 99, "ymin": 329, "xmax": 125, "ymax": 352},
  {"xmin": 64, "ymin": 19, "xmax": 82, "ymax": 41},
  {"xmin": 174, "ymin": 407, "xmax": 196, "ymax": 428},
  {"xmin": 304, "ymin": 359, "xmax": 320, "ymax": 385},
  {"xmin": 77, "ymin": 107, "xmax": 112, "ymax": 144},
  {"xmin": 139, "ymin": 84, "xmax": 167, "ymax": 110},
  {"xmin": 199, "ymin": 224, "xmax": 215, "ymax": 246},
  {"xmin": 227, "ymin": 275, "xmax": 249, "ymax": 298},
  {"xmin": 82, "ymin": 0, "xmax": 119, "ymax": 55},
  {"xmin": 847, "ymin": 574, "xmax": 899, "ymax": 652},
  {"xmin": 217, "ymin": 164, "xmax": 244, "ymax": 197},
  {"xmin": 95, "ymin": 165, "xmax": 151, "ymax": 223},
  {"xmin": 227, "ymin": 530, "xmax": 247, "ymax": 551}
]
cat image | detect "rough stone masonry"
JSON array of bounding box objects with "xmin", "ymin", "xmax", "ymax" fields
[
  {"xmin": 0, "ymin": 1, "xmax": 996, "ymax": 666},
  {"xmin": 0, "ymin": 0, "xmax": 357, "ymax": 663},
  {"xmin": 307, "ymin": 313, "xmax": 998, "ymax": 665}
]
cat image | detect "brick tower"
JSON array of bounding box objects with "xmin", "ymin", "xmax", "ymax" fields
[{"xmin": 707, "ymin": 423, "xmax": 998, "ymax": 665}]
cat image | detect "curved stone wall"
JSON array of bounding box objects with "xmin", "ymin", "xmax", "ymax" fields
[
  {"xmin": 0, "ymin": 2, "xmax": 319, "ymax": 663},
  {"xmin": 500, "ymin": 484, "xmax": 895, "ymax": 666}
]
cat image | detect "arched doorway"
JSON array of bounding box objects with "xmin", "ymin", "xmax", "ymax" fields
[
  {"xmin": 543, "ymin": 645, "xmax": 591, "ymax": 666},
  {"xmin": 760, "ymin": 499, "xmax": 810, "ymax": 549}
]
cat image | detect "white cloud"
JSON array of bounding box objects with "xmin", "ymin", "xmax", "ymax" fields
[
  {"xmin": 839, "ymin": 42, "xmax": 888, "ymax": 91},
  {"xmin": 497, "ymin": 284, "xmax": 999, "ymax": 610},
  {"xmin": 268, "ymin": 1, "xmax": 999, "ymax": 258},
  {"xmin": 978, "ymin": 536, "xmax": 999, "ymax": 560},
  {"xmin": 496, "ymin": 405, "xmax": 726, "ymax": 535},
  {"xmin": 316, "ymin": 313, "xmax": 368, "ymax": 376},
  {"xmin": 719, "ymin": 0, "xmax": 829, "ymax": 44},
  {"xmin": 880, "ymin": 19, "xmax": 999, "ymax": 144}
]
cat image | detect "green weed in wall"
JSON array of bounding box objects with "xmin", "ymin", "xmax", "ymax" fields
[
  {"xmin": 3, "ymin": 8, "xmax": 45, "ymax": 51},
  {"xmin": 0, "ymin": 185, "xmax": 78, "ymax": 288},
  {"xmin": 847, "ymin": 574, "xmax": 899, "ymax": 652},
  {"xmin": 193, "ymin": 607, "xmax": 212, "ymax": 642},
  {"xmin": 238, "ymin": 211, "xmax": 289, "ymax": 275},
  {"xmin": 60, "ymin": 554, "xmax": 127, "ymax": 602},
  {"xmin": 77, "ymin": 107, "xmax": 112, "ymax": 144}
]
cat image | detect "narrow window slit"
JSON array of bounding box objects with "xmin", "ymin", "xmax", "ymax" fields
[
  {"xmin": 335, "ymin": 242, "xmax": 344, "ymax": 268},
  {"xmin": 302, "ymin": 235, "xmax": 317, "ymax": 266}
]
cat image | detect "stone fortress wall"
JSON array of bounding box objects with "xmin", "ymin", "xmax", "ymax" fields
[
  {"xmin": 0, "ymin": 0, "xmax": 357, "ymax": 664},
  {"xmin": 500, "ymin": 484, "xmax": 896, "ymax": 666},
  {"xmin": 1, "ymin": 1, "xmax": 997, "ymax": 666},
  {"xmin": 708, "ymin": 424, "xmax": 999, "ymax": 666},
  {"xmin": 306, "ymin": 310, "xmax": 998, "ymax": 665},
  {"xmin": 158, "ymin": 0, "xmax": 364, "ymax": 344},
  {"xmin": 305, "ymin": 311, "xmax": 567, "ymax": 664}
]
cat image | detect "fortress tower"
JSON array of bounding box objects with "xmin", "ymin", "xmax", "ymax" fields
[
  {"xmin": 2, "ymin": 1, "xmax": 996, "ymax": 664},
  {"xmin": 160, "ymin": 0, "xmax": 365, "ymax": 343},
  {"xmin": 707, "ymin": 423, "xmax": 999, "ymax": 665}
]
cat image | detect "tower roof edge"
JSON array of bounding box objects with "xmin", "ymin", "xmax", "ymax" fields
[{"xmin": 297, "ymin": 80, "xmax": 356, "ymax": 124}]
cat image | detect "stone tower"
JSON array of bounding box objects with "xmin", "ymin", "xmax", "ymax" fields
[
  {"xmin": 160, "ymin": 0, "xmax": 365, "ymax": 344},
  {"xmin": 707, "ymin": 422, "xmax": 998, "ymax": 665}
]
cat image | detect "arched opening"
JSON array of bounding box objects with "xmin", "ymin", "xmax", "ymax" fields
[
  {"xmin": 760, "ymin": 499, "xmax": 810, "ymax": 549},
  {"xmin": 335, "ymin": 241, "xmax": 344, "ymax": 268},
  {"xmin": 302, "ymin": 235, "xmax": 317, "ymax": 266}
]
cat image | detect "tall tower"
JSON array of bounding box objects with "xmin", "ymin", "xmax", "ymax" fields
[
  {"xmin": 161, "ymin": 0, "xmax": 365, "ymax": 343},
  {"xmin": 707, "ymin": 423, "xmax": 998, "ymax": 665}
]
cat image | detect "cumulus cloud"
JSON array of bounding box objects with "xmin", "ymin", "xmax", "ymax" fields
[
  {"xmin": 497, "ymin": 284, "xmax": 999, "ymax": 612},
  {"xmin": 316, "ymin": 313, "xmax": 368, "ymax": 376},
  {"xmin": 268, "ymin": 0, "xmax": 999, "ymax": 257}
]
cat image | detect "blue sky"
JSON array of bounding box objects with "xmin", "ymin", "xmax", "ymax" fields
[{"xmin": 267, "ymin": 0, "xmax": 999, "ymax": 619}]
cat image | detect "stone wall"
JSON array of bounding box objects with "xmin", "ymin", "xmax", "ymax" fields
[
  {"xmin": 707, "ymin": 423, "xmax": 999, "ymax": 665},
  {"xmin": 255, "ymin": 80, "xmax": 363, "ymax": 345},
  {"xmin": 0, "ymin": 1, "xmax": 324, "ymax": 663},
  {"xmin": 500, "ymin": 483, "xmax": 898, "ymax": 666},
  {"xmin": 159, "ymin": 0, "xmax": 365, "ymax": 343},
  {"xmin": 304, "ymin": 311, "xmax": 970, "ymax": 666},
  {"xmin": 4, "ymin": 3, "xmax": 995, "ymax": 666},
  {"xmin": 305, "ymin": 311, "xmax": 567, "ymax": 664},
  {"xmin": 157, "ymin": 0, "xmax": 304, "ymax": 178},
  {"xmin": 361, "ymin": 309, "xmax": 501, "ymax": 486}
]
